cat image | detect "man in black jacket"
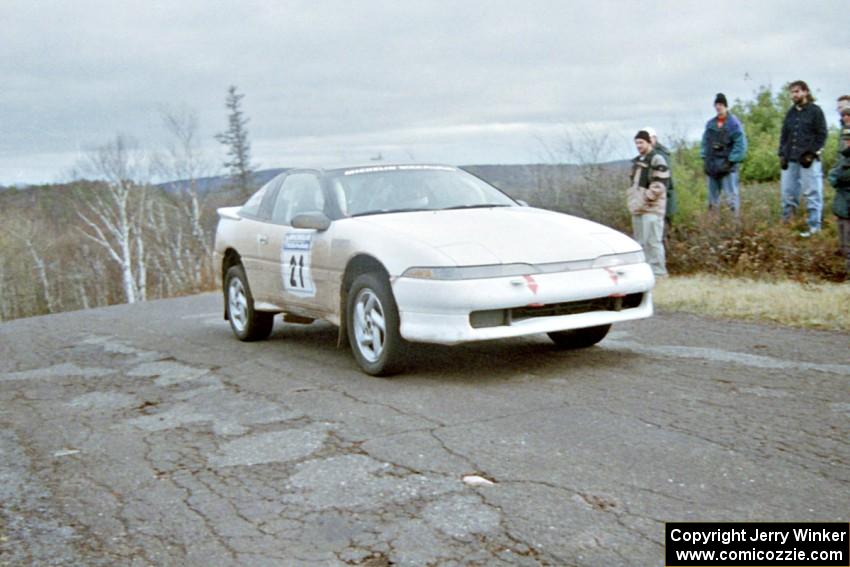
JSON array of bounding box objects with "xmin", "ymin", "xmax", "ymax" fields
[{"xmin": 778, "ymin": 80, "xmax": 828, "ymax": 237}]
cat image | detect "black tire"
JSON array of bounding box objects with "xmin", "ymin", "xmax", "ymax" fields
[
  {"xmin": 547, "ymin": 324, "xmax": 611, "ymax": 349},
  {"xmin": 224, "ymin": 265, "xmax": 274, "ymax": 341},
  {"xmin": 346, "ymin": 273, "xmax": 405, "ymax": 376}
]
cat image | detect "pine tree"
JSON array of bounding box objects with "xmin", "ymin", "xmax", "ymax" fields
[{"xmin": 215, "ymin": 86, "xmax": 256, "ymax": 197}]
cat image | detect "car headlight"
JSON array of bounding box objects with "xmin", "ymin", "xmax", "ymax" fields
[
  {"xmin": 402, "ymin": 251, "xmax": 645, "ymax": 281},
  {"xmin": 534, "ymin": 250, "xmax": 647, "ymax": 273},
  {"xmin": 591, "ymin": 250, "xmax": 646, "ymax": 268},
  {"xmin": 402, "ymin": 263, "xmax": 539, "ymax": 280}
]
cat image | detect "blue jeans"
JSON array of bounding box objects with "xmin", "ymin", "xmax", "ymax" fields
[
  {"xmin": 706, "ymin": 168, "xmax": 740, "ymax": 215},
  {"xmin": 781, "ymin": 160, "xmax": 823, "ymax": 230}
]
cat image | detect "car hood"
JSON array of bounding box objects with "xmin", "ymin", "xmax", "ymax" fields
[{"xmin": 354, "ymin": 207, "xmax": 638, "ymax": 265}]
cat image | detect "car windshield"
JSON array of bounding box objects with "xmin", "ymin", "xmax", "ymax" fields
[{"xmin": 327, "ymin": 165, "xmax": 516, "ymax": 218}]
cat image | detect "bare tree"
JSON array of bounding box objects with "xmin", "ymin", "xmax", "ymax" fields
[
  {"xmin": 533, "ymin": 125, "xmax": 630, "ymax": 228},
  {"xmin": 538, "ymin": 125, "xmax": 619, "ymax": 185},
  {"xmin": 13, "ymin": 222, "xmax": 59, "ymax": 313},
  {"xmin": 146, "ymin": 198, "xmax": 192, "ymax": 295},
  {"xmin": 158, "ymin": 106, "xmax": 214, "ymax": 290},
  {"xmin": 215, "ymin": 85, "xmax": 257, "ymax": 198},
  {"xmin": 0, "ymin": 212, "xmax": 64, "ymax": 314},
  {"xmin": 75, "ymin": 135, "xmax": 150, "ymax": 303}
]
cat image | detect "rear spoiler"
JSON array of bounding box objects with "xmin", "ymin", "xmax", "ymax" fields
[{"xmin": 217, "ymin": 206, "xmax": 242, "ymax": 221}]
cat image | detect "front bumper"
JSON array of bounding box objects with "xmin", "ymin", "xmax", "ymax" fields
[{"xmin": 392, "ymin": 262, "xmax": 654, "ymax": 345}]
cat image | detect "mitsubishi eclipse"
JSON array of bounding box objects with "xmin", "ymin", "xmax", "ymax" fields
[{"xmin": 213, "ymin": 164, "xmax": 655, "ymax": 375}]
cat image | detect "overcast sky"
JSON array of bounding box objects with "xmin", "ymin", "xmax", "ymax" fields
[{"xmin": 2, "ymin": 0, "xmax": 848, "ymax": 185}]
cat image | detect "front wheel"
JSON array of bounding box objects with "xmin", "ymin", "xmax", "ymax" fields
[
  {"xmin": 346, "ymin": 273, "xmax": 405, "ymax": 376},
  {"xmin": 225, "ymin": 265, "xmax": 274, "ymax": 341},
  {"xmin": 547, "ymin": 324, "xmax": 611, "ymax": 349}
]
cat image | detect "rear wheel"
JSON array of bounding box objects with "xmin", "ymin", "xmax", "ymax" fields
[
  {"xmin": 547, "ymin": 324, "xmax": 611, "ymax": 349},
  {"xmin": 346, "ymin": 273, "xmax": 405, "ymax": 376},
  {"xmin": 225, "ymin": 265, "xmax": 274, "ymax": 341}
]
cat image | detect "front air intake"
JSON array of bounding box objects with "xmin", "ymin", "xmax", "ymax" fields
[{"xmin": 469, "ymin": 293, "xmax": 644, "ymax": 328}]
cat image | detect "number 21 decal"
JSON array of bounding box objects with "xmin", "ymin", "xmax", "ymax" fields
[
  {"xmin": 289, "ymin": 255, "xmax": 305, "ymax": 288},
  {"xmin": 282, "ymin": 233, "xmax": 315, "ymax": 297}
]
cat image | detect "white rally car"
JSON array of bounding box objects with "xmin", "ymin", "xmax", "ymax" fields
[{"xmin": 213, "ymin": 164, "xmax": 654, "ymax": 375}]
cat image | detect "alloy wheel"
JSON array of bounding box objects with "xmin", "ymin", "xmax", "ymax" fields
[
  {"xmin": 352, "ymin": 288, "xmax": 386, "ymax": 363},
  {"xmin": 228, "ymin": 277, "xmax": 248, "ymax": 333}
]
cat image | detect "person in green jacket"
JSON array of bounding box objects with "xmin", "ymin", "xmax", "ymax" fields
[{"xmin": 827, "ymin": 110, "xmax": 850, "ymax": 276}]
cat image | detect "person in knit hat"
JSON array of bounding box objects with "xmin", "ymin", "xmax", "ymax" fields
[
  {"xmin": 700, "ymin": 93, "xmax": 748, "ymax": 216},
  {"xmin": 628, "ymin": 130, "xmax": 669, "ymax": 276},
  {"xmin": 827, "ymin": 105, "xmax": 850, "ymax": 276}
]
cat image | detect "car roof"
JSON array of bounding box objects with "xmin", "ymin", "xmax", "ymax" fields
[{"xmin": 319, "ymin": 163, "xmax": 459, "ymax": 176}]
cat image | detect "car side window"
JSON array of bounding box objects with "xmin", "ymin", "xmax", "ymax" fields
[
  {"xmin": 239, "ymin": 182, "xmax": 272, "ymax": 218},
  {"xmin": 270, "ymin": 173, "xmax": 325, "ymax": 225}
]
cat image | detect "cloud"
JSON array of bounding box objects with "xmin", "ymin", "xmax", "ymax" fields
[{"xmin": 1, "ymin": 0, "xmax": 848, "ymax": 183}]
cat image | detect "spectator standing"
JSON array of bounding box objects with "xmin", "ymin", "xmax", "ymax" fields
[
  {"xmin": 628, "ymin": 130, "xmax": 669, "ymax": 277},
  {"xmin": 837, "ymin": 96, "xmax": 850, "ymax": 148},
  {"xmin": 700, "ymin": 93, "xmax": 748, "ymax": 215},
  {"xmin": 827, "ymin": 106, "xmax": 850, "ymax": 276},
  {"xmin": 778, "ymin": 80, "xmax": 828, "ymax": 236},
  {"xmin": 643, "ymin": 127, "xmax": 678, "ymax": 226}
]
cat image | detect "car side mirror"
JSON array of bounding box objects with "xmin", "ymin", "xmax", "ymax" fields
[{"xmin": 291, "ymin": 211, "xmax": 331, "ymax": 231}]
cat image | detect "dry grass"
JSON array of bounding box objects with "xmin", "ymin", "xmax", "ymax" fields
[{"xmin": 653, "ymin": 275, "xmax": 850, "ymax": 332}]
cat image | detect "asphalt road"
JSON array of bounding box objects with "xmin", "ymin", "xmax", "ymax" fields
[{"xmin": 1, "ymin": 293, "xmax": 848, "ymax": 566}]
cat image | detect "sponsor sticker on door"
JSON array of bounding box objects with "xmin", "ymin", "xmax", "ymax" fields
[{"xmin": 282, "ymin": 233, "xmax": 315, "ymax": 297}]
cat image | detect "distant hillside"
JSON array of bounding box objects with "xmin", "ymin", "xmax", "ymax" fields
[
  {"xmin": 158, "ymin": 168, "xmax": 288, "ymax": 195},
  {"xmin": 2, "ymin": 160, "xmax": 631, "ymax": 198},
  {"xmin": 157, "ymin": 160, "xmax": 630, "ymax": 203}
]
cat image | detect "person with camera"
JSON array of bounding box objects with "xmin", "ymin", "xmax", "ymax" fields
[
  {"xmin": 779, "ymin": 80, "xmax": 828, "ymax": 237},
  {"xmin": 700, "ymin": 93, "xmax": 748, "ymax": 216}
]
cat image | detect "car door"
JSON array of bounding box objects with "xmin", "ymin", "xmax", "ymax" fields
[
  {"xmin": 231, "ymin": 177, "xmax": 282, "ymax": 303},
  {"xmin": 255, "ymin": 171, "xmax": 334, "ymax": 314}
]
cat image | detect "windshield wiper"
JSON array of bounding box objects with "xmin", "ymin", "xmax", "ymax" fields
[
  {"xmin": 441, "ymin": 204, "xmax": 513, "ymax": 210},
  {"xmin": 350, "ymin": 207, "xmax": 432, "ymax": 218}
]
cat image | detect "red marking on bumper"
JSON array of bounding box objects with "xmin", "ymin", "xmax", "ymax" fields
[{"xmin": 523, "ymin": 275, "xmax": 539, "ymax": 294}]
